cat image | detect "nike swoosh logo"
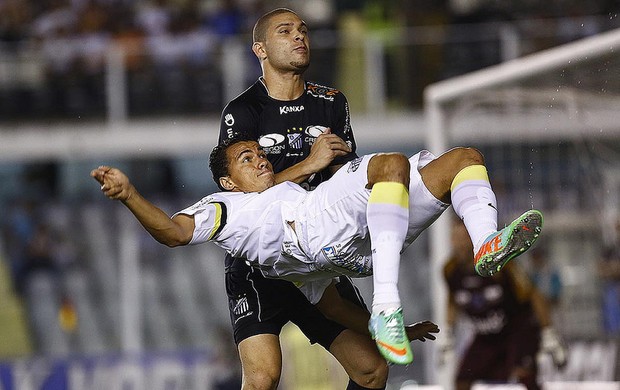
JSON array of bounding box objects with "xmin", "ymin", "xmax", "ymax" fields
[
  {"xmin": 488, "ymin": 203, "xmax": 498, "ymax": 211},
  {"xmin": 376, "ymin": 341, "xmax": 408, "ymax": 356}
]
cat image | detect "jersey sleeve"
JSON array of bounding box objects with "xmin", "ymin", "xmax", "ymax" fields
[
  {"xmin": 173, "ymin": 198, "xmax": 227, "ymax": 245},
  {"xmin": 330, "ymin": 92, "xmax": 358, "ymax": 166},
  {"xmin": 218, "ymin": 99, "xmax": 260, "ymax": 143}
]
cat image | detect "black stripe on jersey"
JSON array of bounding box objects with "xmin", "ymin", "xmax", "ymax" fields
[{"xmin": 208, "ymin": 201, "xmax": 228, "ymax": 240}]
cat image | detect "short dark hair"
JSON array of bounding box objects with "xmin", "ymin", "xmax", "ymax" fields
[
  {"xmin": 209, "ymin": 134, "xmax": 256, "ymax": 191},
  {"xmin": 252, "ymin": 8, "xmax": 298, "ymax": 43}
]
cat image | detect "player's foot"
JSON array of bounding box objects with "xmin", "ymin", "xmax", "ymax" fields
[
  {"xmin": 474, "ymin": 209, "xmax": 543, "ymax": 277},
  {"xmin": 369, "ymin": 307, "xmax": 413, "ymax": 365}
]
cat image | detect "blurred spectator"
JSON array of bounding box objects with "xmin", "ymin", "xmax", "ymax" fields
[
  {"xmin": 0, "ymin": 0, "xmax": 34, "ymax": 51},
  {"xmin": 206, "ymin": 0, "xmax": 245, "ymax": 37},
  {"xmin": 442, "ymin": 217, "xmax": 567, "ymax": 390},
  {"xmin": 441, "ymin": 0, "xmax": 508, "ymax": 79},
  {"xmin": 15, "ymin": 219, "xmax": 70, "ymax": 295},
  {"xmin": 3, "ymin": 202, "xmax": 56, "ymax": 295},
  {"xmin": 31, "ymin": 0, "xmax": 77, "ymax": 40},
  {"xmin": 599, "ymin": 217, "xmax": 620, "ymax": 336},
  {"xmin": 109, "ymin": 4, "xmax": 147, "ymax": 72},
  {"xmin": 0, "ymin": 0, "xmax": 618, "ymax": 120},
  {"xmin": 135, "ymin": 0, "xmax": 171, "ymax": 37},
  {"xmin": 2, "ymin": 199, "xmax": 38, "ymax": 294}
]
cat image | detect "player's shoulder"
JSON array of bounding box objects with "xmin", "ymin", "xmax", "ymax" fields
[
  {"xmin": 190, "ymin": 193, "xmax": 233, "ymax": 209},
  {"xmin": 223, "ymin": 80, "xmax": 267, "ymax": 113}
]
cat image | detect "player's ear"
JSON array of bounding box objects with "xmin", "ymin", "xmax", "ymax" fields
[
  {"xmin": 219, "ymin": 176, "xmax": 236, "ymax": 191},
  {"xmin": 252, "ymin": 42, "xmax": 267, "ymax": 61}
]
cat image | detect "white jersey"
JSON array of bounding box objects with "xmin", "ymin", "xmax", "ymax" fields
[
  {"xmin": 175, "ymin": 151, "xmax": 449, "ymax": 303},
  {"xmin": 174, "ymin": 181, "xmax": 305, "ymax": 275}
]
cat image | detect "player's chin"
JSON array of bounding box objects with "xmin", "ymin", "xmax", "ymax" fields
[
  {"xmin": 290, "ymin": 61, "xmax": 309, "ymax": 71},
  {"xmin": 258, "ymin": 174, "xmax": 276, "ymax": 189}
]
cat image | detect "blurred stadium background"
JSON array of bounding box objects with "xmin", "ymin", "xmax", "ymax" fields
[{"xmin": 0, "ymin": 0, "xmax": 619, "ymax": 389}]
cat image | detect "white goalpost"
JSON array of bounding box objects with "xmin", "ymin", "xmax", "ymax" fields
[{"xmin": 424, "ymin": 28, "xmax": 620, "ymax": 390}]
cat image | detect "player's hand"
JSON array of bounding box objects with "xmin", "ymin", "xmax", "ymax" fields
[
  {"xmin": 540, "ymin": 327, "xmax": 568, "ymax": 369},
  {"xmin": 405, "ymin": 320, "xmax": 439, "ymax": 343},
  {"xmin": 90, "ymin": 166, "xmax": 135, "ymax": 202},
  {"xmin": 306, "ymin": 128, "xmax": 352, "ymax": 172}
]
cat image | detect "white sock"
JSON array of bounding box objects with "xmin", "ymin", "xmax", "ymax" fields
[
  {"xmin": 450, "ymin": 165, "xmax": 498, "ymax": 253},
  {"xmin": 367, "ymin": 182, "xmax": 409, "ymax": 313}
]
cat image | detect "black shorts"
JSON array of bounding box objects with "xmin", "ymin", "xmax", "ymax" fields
[{"xmin": 225, "ymin": 255, "xmax": 367, "ymax": 349}]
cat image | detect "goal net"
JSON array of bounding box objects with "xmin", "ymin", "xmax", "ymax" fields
[{"xmin": 424, "ymin": 28, "xmax": 620, "ymax": 388}]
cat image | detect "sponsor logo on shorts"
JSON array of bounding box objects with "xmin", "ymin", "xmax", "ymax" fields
[
  {"xmin": 347, "ymin": 157, "xmax": 363, "ymax": 172},
  {"xmin": 321, "ymin": 245, "xmax": 372, "ymax": 276},
  {"xmin": 233, "ymin": 297, "xmax": 249, "ymax": 316}
]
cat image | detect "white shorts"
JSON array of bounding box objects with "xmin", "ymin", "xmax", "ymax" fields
[{"xmin": 293, "ymin": 151, "xmax": 450, "ymax": 303}]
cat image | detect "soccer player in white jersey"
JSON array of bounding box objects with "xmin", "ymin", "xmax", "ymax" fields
[{"xmin": 91, "ymin": 135, "xmax": 543, "ymax": 365}]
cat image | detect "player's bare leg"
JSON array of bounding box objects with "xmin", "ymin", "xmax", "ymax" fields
[
  {"xmin": 238, "ymin": 334, "xmax": 282, "ymax": 390},
  {"xmin": 329, "ymin": 329, "xmax": 389, "ymax": 389},
  {"xmin": 419, "ymin": 147, "xmax": 542, "ymax": 276}
]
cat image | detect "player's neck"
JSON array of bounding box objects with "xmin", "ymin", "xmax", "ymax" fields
[{"xmin": 261, "ymin": 72, "xmax": 305, "ymax": 101}]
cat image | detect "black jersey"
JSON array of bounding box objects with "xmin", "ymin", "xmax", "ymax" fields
[{"xmin": 218, "ymin": 78, "xmax": 358, "ymax": 191}]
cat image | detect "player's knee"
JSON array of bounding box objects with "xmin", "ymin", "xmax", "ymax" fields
[
  {"xmin": 453, "ymin": 146, "xmax": 485, "ymax": 167},
  {"xmin": 349, "ymin": 358, "xmax": 389, "ymax": 388},
  {"xmin": 241, "ymin": 370, "xmax": 280, "ymax": 390},
  {"xmin": 368, "ymin": 153, "xmax": 410, "ymax": 186}
]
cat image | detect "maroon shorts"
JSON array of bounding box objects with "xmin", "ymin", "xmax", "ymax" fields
[{"xmin": 457, "ymin": 324, "xmax": 541, "ymax": 390}]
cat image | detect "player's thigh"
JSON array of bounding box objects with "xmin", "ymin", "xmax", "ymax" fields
[
  {"xmin": 329, "ymin": 329, "xmax": 388, "ymax": 387},
  {"xmin": 404, "ymin": 151, "xmax": 450, "ymax": 246},
  {"xmin": 290, "ymin": 277, "xmax": 367, "ymax": 348},
  {"xmin": 308, "ymin": 154, "xmax": 374, "ymax": 207},
  {"xmin": 335, "ymin": 276, "xmax": 368, "ymax": 310},
  {"xmin": 287, "ymin": 289, "xmax": 347, "ymax": 349},
  {"xmin": 238, "ymin": 334, "xmax": 283, "ymax": 390}
]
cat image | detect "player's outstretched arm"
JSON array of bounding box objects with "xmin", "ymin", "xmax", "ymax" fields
[{"xmin": 90, "ymin": 165, "xmax": 195, "ymax": 247}]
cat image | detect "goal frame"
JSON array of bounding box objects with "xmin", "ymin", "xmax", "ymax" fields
[{"xmin": 423, "ymin": 27, "xmax": 620, "ymax": 390}]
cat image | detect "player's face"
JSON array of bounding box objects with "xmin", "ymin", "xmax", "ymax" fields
[
  {"xmin": 222, "ymin": 141, "xmax": 275, "ymax": 192},
  {"xmin": 262, "ymin": 12, "xmax": 310, "ymax": 73}
]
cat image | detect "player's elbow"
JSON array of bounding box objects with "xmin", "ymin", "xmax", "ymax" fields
[
  {"xmin": 152, "ymin": 229, "xmax": 192, "ymax": 248},
  {"xmin": 162, "ymin": 239, "xmax": 186, "ymax": 248}
]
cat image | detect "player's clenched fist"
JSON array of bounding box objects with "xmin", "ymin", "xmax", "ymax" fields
[
  {"xmin": 306, "ymin": 128, "xmax": 352, "ymax": 171},
  {"xmin": 90, "ymin": 166, "xmax": 135, "ymax": 202}
]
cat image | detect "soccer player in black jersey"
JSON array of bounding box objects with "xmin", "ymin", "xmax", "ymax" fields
[{"xmin": 218, "ymin": 8, "xmax": 388, "ymax": 390}]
